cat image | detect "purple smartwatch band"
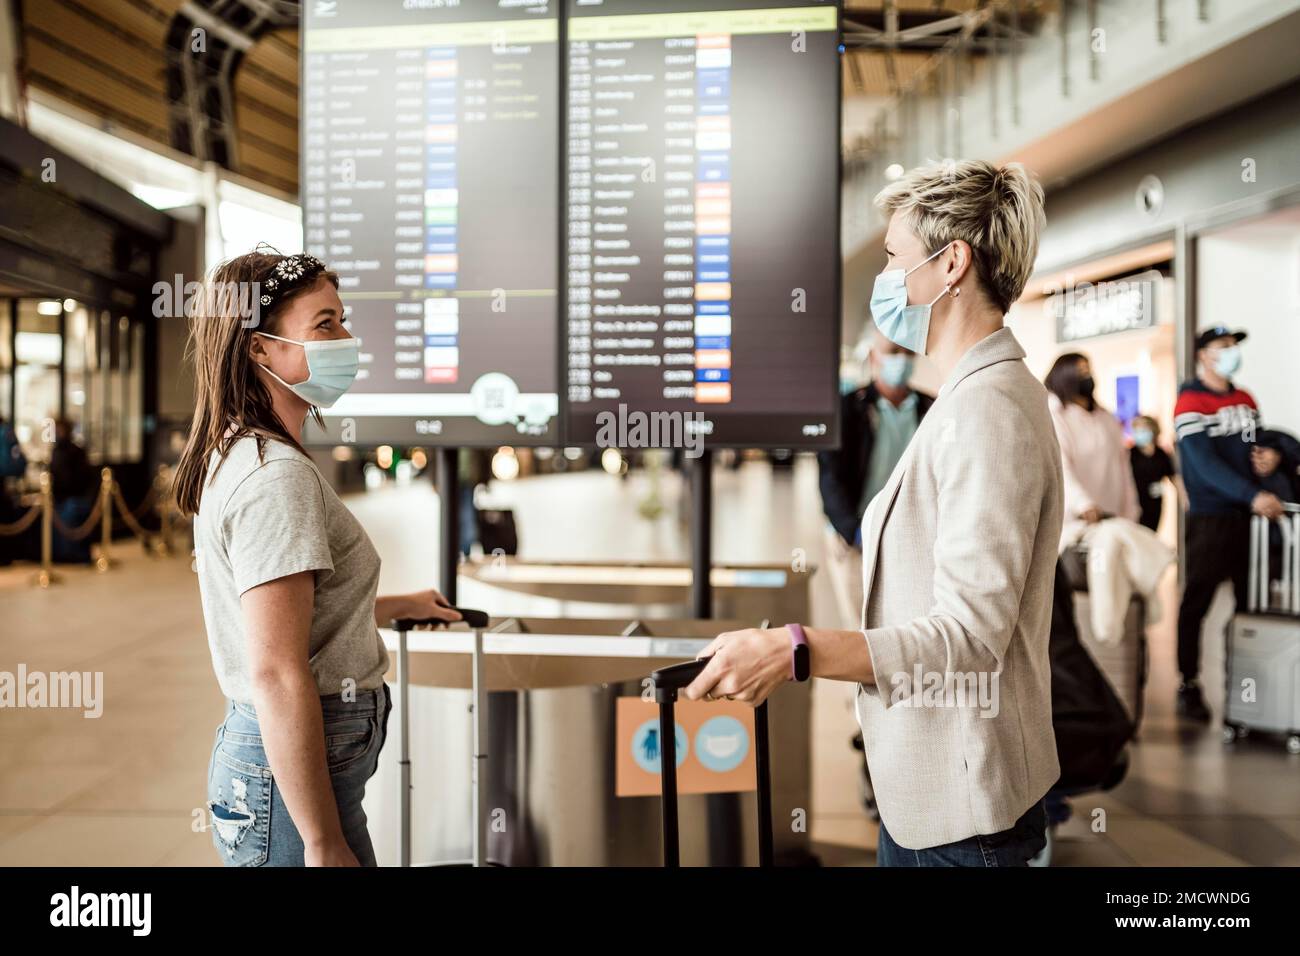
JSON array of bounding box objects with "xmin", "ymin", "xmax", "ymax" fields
[{"xmin": 786, "ymin": 623, "xmax": 809, "ymax": 681}]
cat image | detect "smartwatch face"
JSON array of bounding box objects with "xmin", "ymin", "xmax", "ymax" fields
[{"xmin": 793, "ymin": 643, "xmax": 811, "ymax": 682}]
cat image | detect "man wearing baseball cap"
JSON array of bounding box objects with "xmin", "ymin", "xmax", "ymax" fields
[{"xmin": 1172, "ymin": 327, "xmax": 1286, "ymax": 722}]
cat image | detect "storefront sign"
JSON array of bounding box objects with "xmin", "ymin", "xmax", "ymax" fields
[{"xmin": 1053, "ymin": 272, "xmax": 1157, "ymax": 342}]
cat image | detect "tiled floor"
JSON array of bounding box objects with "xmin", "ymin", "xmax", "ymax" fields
[{"xmin": 0, "ymin": 456, "xmax": 1295, "ymax": 866}]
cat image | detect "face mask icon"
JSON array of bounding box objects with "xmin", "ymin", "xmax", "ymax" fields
[{"xmin": 702, "ymin": 733, "xmax": 742, "ymax": 759}]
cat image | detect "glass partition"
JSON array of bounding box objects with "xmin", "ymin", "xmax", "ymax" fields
[
  {"xmin": 6, "ymin": 299, "xmax": 145, "ymax": 466},
  {"xmin": 62, "ymin": 304, "xmax": 89, "ymax": 440},
  {"xmin": 13, "ymin": 299, "xmax": 62, "ymax": 462}
]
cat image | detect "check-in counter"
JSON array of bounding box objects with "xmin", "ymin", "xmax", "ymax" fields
[
  {"xmin": 364, "ymin": 616, "xmax": 813, "ymax": 867},
  {"xmin": 458, "ymin": 558, "xmax": 814, "ymax": 625}
]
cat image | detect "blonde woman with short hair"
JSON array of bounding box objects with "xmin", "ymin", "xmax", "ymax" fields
[{"xmin": 682, "ymin": 160, "xmax": 1064, "ymax": 867}]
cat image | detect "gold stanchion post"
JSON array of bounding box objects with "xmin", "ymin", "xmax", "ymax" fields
[
  {"xmin": 33, "ymin": 470, "xmax": 60, "ymax": 588},
  {"xmin": 95, "ymin": 466, "xmax": 114, "ymax": 573},
  {"xmin": 153, "ymin": 464, "xmax": 172, "ymax": 557}
]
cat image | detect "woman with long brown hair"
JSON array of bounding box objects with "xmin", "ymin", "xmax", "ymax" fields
[{"xmin": 175, "ymin": 248, "xmax": 460, "ymax": 866}]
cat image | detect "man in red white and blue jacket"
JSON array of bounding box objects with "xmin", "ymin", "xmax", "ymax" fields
[{"xmin": 1173, "ymin": 326, "xmax": 1287, "ymax": 723}]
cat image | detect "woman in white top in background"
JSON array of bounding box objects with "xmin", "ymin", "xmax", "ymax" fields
[{"xmin": 1045, "ymin": 351, "xmax": 1140, "ymax": 549}]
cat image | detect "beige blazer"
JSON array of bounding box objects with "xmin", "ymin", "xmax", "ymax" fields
[{"xmin": 854, "ymin": 326, "xmax": 1064, "ymax": 850}]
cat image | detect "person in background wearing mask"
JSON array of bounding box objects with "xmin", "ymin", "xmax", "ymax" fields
[
  {"xmin": 1172, "ymin": 326, "xmax": 1285, "ymax": 722},
  {"xmin": 1045, "ymin": 352, "xmax": 1139, "ymax": 550},
  {"xmin": 817, "ymin": 330, "xmax": 934, "ymax": 630},
  {"xmin": 173, "ymin": 249, "xmax": 461, "ymax": 866},
  {"xmin": 1129, "ymin": 414, "xmax": 1178, "ymax": 533}
]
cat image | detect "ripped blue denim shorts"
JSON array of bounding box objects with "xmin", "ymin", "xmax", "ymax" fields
[{"xmin": 206, "ymin": 683, "xmax": 390, "ymax": 867}]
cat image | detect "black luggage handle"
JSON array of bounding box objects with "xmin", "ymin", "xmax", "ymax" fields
[
  {"xmin": 650, "ymin": 656, "xmax": 712, "ymax": 699},
  {"xmin": 391, "ymin": 606, "xmax": 490, "ymax": 631},
  {"xmin": 650, "ymin": 655, "xmax": 774, "ymax": 868}
]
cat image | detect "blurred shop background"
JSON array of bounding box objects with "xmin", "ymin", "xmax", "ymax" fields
[{"xmin": 2, "ymin": 0, "xmax": 1300, "ymax": 867}]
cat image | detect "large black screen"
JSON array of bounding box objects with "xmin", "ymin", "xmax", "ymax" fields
[
  {"xmin": 562, "ymin": 0, "xmax": 841, "ymax": 448},
  {"xmin": 301, "ymin": 0, "xmax": 560, "ymax": 446}
]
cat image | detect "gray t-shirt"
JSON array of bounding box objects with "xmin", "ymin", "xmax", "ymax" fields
[{"xmin": 194, "ymin": 435, "xmax": 388, "ymax": 703}]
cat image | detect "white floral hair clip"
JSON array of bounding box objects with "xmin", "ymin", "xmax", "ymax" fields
[{"xmin": 260, "ymin": 253, "xmax": 327, "ymax": 308}]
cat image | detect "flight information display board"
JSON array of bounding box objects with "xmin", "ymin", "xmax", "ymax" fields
[
  {"xmin": 562, "ymin": 0, "xmax": 840, "ymax": 448},
  {"xmin": 300, "ymin": 0, "xmax": 559, "ymax": 446}
]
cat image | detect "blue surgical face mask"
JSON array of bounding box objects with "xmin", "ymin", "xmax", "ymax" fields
[
  {"xmin": 869, "ymin": 244, "xmax": 951, "ymax": 355},
  {"xmin": 1133, "ymin": 428, "xmax": 1154, "ymax": 449},
  {"xmin": 878, "ymin": 353, "xmax": 915, "ymax": 389},
  {"xmin": 1213, "ymin": 345, "xmax": 1242, "ymax": 378},
  {"xmin": 255, "ymin": 331, "xmax": 359, "ymax": 408}
]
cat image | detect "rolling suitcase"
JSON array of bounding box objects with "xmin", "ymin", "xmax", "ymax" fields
[
  {"xmin": 1074, "ymin": 595, "xmax": 1148, "ymax": 735},
  {"xmin": 1224, "ymin": 505, "xmax": 1300, "ymax": 753},
  {"xmin": 1061, "ymin": 542, "xmax": 1150, "ymax": 735},
  {"xmin": 390, "ymin": 607, "xmax": 491, "ymax": 866},
  {"xmin": 649, "ymin": 658, "xmax": 773, "ymax": 868}
]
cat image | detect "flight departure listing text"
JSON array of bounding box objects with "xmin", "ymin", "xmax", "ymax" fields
[
  {"xmin": 300, "ymin": 1, "xmax": 560, "ymax": 446},
  {"xmin": 563, "ymin": 1, "xmax": 840, "ymax": 448},
  {"xmin": 297, "ymin": 0, "xmax": 840, "ymax": 448}
]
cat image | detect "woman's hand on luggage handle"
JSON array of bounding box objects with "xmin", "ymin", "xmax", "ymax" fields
[
  {"xmin": 683, "ymin": 628, "xmax": 791, "ymax": 707},
  {"xmin": 374, "ymin": 589, "xmax": 461, "ymax": 628}
]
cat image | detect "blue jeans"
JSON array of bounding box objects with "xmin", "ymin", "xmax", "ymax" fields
[
  {"xmin": 206, "ymin": 683, "xmax": 391, "ymax": 866},
  {"xmin": 877, "ymin": 798, "xmax": 1047, "ymax": 867}
]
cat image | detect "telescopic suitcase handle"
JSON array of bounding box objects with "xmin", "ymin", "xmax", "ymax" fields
[
  {"xmin": 651, "ymin": 657, "xmax": 711, "ymax": 699},
  {"xmin": 388, "ymin": 606, "xmax": 490, "ymax": 867},
  {"xmin": 649, "ymin": 656, "xmax": 774, "ymax": 868},
  {"xmin": 1250, "ymin": 508, "xmax": 1300, "ymax": 615},
  {"xmin": 391, "ymin": 606, "xmax": 490, "ymax": 630}
]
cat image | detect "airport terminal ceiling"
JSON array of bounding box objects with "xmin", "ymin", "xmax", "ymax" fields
[{"xmin": 14, "ymin": 0, "xmax": 1049, "ymax": 199}]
